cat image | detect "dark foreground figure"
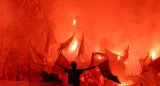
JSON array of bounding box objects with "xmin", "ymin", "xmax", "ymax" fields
[
  {"xmin": 40, "ymin": 71, "xmax": 62, "ymax": 83},
  {"xmin": 60, "ymin": 62, "xmax": 95, "ymax": 86},
  {"xmin": 40, "ymin": 71, "xmax": 48, "ymax": 82}
]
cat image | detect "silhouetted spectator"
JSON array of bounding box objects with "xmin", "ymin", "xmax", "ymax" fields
[
  {"xmin": 39, "ymin": 71, "xmax": 48, "ymax": 82},
  {"xmin": 48, "ymin": 73, "xmax": 62, "ymax": 83},
  {"xmin": 48, "ymin": 73, "xmax": 55, "ymax": 82},
  {"xmin": 58, "ymin": 62, "xmax": 95, "ymax": 86}
]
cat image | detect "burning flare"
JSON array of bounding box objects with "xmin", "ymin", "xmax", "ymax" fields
[
  {"xmin": 150, "ymin": 45, "xmax": 160, "ymax": 60},
  {"xmin": 112, "ymin": 51, "xmax": 121, "ymax": 60},
  {"xmin": 73, "ymin": 18, "xmax": 76, "ymax": 26},
  {"xmin": 98, "ymin": 56, "xmax": 102, "ymax": 60},
  {"xmin": 118, "ymin": 56, "xmax": 121, "ymax": 60},
  {"xmin": 70, "ymin": 40, "xmax": 78, "ymax": 51},
  {"xmin": 71, "ymin": 44, "xmax": 78, "ymax": 50},
  {"xmin": 150, "ymin": 49, "xmax": 159, "ymax": 60},
  {"xmin": 151, "ymin": 51, "xmax": 156, "ymax": 60}
]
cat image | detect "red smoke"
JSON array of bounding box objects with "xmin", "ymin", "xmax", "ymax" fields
[{"xmin": 1, "ymin": 0, "xmax": 160, "ymax": 78}]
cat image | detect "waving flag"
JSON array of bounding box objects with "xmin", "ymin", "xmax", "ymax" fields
[
  {"xmin": 120, "ymin": 45, "xmax": 129, "ymax": 62},
  {"xmin": 52, "ymin": 52, "xmax": 71, "ymax": 75},
  {"xmin": 137, "ymin": 56, "xmax": 160, "ymax": 86},
  {"xmin": 104, "ymin": 49, "xmax": 119, "ymax": 60},
  {"xmin": 28, "ymin": 45, "xmax": 44, "ymax": 64},
  {"xmin": 104, "ymin": 49, "xmax": 126, "ymax": 79},
  {"xmin": 140, "ymin": 54, "xmax": 153, "ymax": 72},
  {"xmin": 124, "ymin": 45, "xmax": 129, "ymax": 58},
  {"xmin": 148, "ymin": 57, "xmax": 160, "ymax": 73},
  {"xmin": 144, "ymin": 53, "xmax": 152, "ymax": 65},
  {"xmin": 90, "ymin": 52, "xmax": 109, "ymax": 67},
  {"xmin": 28, "ymin": 45, "xmax": 45, "ymax": 80},
  {"xmin": 98, "ymin": 60, "xmax": 121, "ymax": 83},
  {"xmin": 58, "ymin": 33, "xmax": 75, "ymax": 52},
  {"xmin": 44, "ymin": 28, "xmax": 57, "ymax": 54}
]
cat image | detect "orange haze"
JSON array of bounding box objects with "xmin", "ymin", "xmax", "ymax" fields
[{"xmin": 1, "ymin": 0, "xmax": 160, "ymax": 76}]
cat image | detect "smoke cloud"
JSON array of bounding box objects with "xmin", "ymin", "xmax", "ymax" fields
[
  {"xmin": 52, "ymin": 0, "xmax": 160, "ymax": 75},
  {"xmin": 1, "ymin": 0, "xmax": 160, "ymax": 75}
]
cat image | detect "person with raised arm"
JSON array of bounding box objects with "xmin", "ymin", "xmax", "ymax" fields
[{"xmin": 57, "ymin": 61, "xmax": 95, "ymax": 86}]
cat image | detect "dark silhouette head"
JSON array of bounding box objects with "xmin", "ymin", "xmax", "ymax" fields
[
  {"xmin": 71, "ymin": 62, "xmax": 77, "ymax": 69},
  {"xmin": 40, "ymin": 71, "xmax": 48, "ymax": 79}
]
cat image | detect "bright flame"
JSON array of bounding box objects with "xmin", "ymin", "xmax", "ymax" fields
[
  {"xmin": 73, "ymin": 18, "xmax": 76, "ymax": 26},
  {"xmin": 151, "ymin": 51, "xmax": 156, "ymax": 60},
  {"xmin": 70, "ymin": 40, "xmax": 78, "ymax": 51},
  {"xmin": 119, "ymin": 81, "xmax": 133, "ymax": 86},
  {"xmin": 71, "ymin": 44, "xmax": 77, "ymax": 50},
  {"xmin": 150, "ymin": 45, "xmax": 160, "ymax": 60},
  {"xmin": 150, "ymin": 49, "xmax": 159, "ymax": 60},
  {"xmin": 119, "ymin": 83, "xmax": 131, "ymax": 86},
  {"xmin": 112, "ymin": 51, "xmax": 121, "ymax": 60},
  {"xmin": 118, "ymin": 56, "xmax": 121, "ymax": 60},
  {"xmin": 112, "ymin": 51, "xmax": 121, "ymax": 56},
  {"xmin": 98, "ymin": 56, "xmax": 102, "ymax": 60}
]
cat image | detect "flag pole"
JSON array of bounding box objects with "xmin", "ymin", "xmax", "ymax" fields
[
  {"xmin": 90, "ymin": 51, "xmax": 93, "ymax": 67},
  {"xmin": 27, "ymin": 40, "xmax": 31, "ymax": 81},
  {"xmin": 75, "ymin": 33, "xmax": 83, "ymax": 61},
  {"xmin": 52, "ymin": 50, "xmax": 62, "ymax": 70},
  {"xmin": 28, "ymin": 55, "xmax": 31, "ymax": 81},
  {"xmin": 75, "ymin": 33, "xmax": 85, "ymax": 62},
  {"xmin": 81, "ymin": 33, "xmax": 84, "ymax": 61},
  {"xmin": 75, "ymin": 34, "xmax": 81, "ymax": 55}
]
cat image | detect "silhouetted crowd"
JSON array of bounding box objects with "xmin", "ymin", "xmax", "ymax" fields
[
  {"xmin": 39, "ymin": 62, "xmax": 118, "ymax": 86},
  {"xmin": 39, "ymin": 71, "xmax": 62, "ymax": 83}
]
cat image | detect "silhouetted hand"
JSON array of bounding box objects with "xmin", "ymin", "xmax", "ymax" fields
[{"xmin": 84, "ymin": 66, "xmax": 96, "ymax": 71}]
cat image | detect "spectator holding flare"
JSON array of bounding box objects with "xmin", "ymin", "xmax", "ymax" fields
[{"xmin": 58, "ymin": 61, "xmax": 95, "ymax": 86}]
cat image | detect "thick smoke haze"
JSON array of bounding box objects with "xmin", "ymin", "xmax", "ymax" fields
[
  {"xmin": 0, "ymin": 0, "xmax": 23, "ymax": 28},
  {"xmin": 1, "ymin": 0, "xmax": 160, "ymax": 76},
  {"xmin": 52, "ymin": 0, "xmax": 160, "ymax": 75}
]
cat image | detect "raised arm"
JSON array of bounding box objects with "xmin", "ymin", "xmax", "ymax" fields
[
  {"xmin": 84, "ymin": 66, "xmax": 96, "ymax": 71},
  {"xmin": 56, "ymin": 63, "xmax": 67, "ymax": 69}
]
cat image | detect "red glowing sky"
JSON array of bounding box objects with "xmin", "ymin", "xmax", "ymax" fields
[{"xmin": 1, "ymin": 0, "xmax": 160, "ymax": 75}]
